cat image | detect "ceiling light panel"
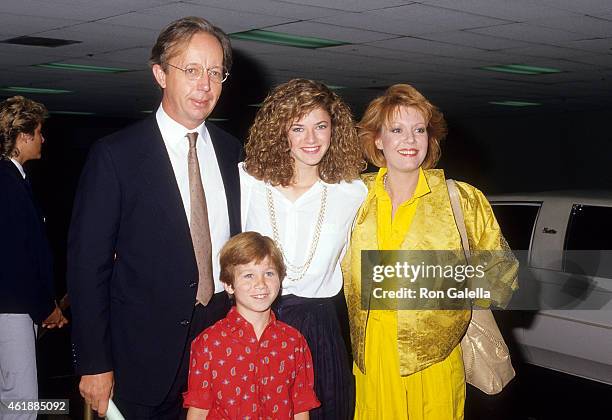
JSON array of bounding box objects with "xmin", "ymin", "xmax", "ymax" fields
[
  {"xmin": 489, "ymin": 100, "xmax": 541, "ymax": 106},
  {"xmin": 264, "ymin": 21, "xmax": 395, "ymax": 43},
  {"xmin": 35, "ymin": 63, "xmax": 129, "ymax": 73},
  {"xmin": 2, "ymin": 86, "xmax": 71, "ymax": 94},
  {"xmin": 1, "ymin": 36, "xmax": 81, "ymax": 47},
  {"xmin": 49, "ymin": 110, "xmax": 95, "ymax": 115},
  {"xmin": 481, "ymin": 64, "xmax": 562, "ymax": 74},
  {"xmin": 230, "ymin": 30, "xmax": 348, "ymax": 48}
]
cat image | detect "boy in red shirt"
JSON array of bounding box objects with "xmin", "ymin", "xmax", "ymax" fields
[{"xmin": 184, "ymin": 232, "xmax": 320, "ymax": 419}]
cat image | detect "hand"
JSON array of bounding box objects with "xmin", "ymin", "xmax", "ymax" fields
[
  {"xmin": 42, "ymin": 306, "xmax": 68, "ymax": 328},
  {"xmin": 80, "ymin": 371, "xmax": 114, "ymax": 417}
]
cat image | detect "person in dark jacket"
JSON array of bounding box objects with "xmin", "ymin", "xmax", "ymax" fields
[
  {"xmin": 68, "ymin": 16, "xmax": 242, "ymax": 419},
  {"xmin": 0, "ymin": 95, "xmax": 67, "ymax": 419}
]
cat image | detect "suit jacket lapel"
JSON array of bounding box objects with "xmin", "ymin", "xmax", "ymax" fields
[
  {"xmin": 133, "ymin": 118, "xmax": 240, "ymax": 246},
  {"xmin": 207, "ymin": 123, "xmax": 241, "ymax": 236},
  {"xmin": 1, "ymin": 159, "xmax": 45, "ymax": 224},
  {"xmin": 135, "ymin": 117, "xmax": 193, "ymax": 246},
  {"xmin": 1, "ymin": 159, "xmax": 26, "ymax": 184}
]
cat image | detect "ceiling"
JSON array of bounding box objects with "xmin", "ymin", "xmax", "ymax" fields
[{"xmin": 0, "ymin": 0, "xmax": 611, "ymax": 119}]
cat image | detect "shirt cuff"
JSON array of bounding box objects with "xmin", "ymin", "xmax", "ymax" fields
[
  {"xmin": 182, "ymin": 390, "xmax": 213, "ymax": 410},
  {"xmin": 292, "ymin": 389, "xmax": 320, "ymax": 415}
]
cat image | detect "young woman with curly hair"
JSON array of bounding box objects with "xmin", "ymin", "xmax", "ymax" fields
[{"xmin": 241, "ymin": 78, "xmax": 366, "ymax": 419}]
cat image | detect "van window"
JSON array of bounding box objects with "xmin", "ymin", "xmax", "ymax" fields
[
  {"xmin": 490, "ymin": 203, "xmax": 541, "ymax": 251},
  {"xmin": 564, "ymin": 204, "xmax": 612, "ymax": 278}
]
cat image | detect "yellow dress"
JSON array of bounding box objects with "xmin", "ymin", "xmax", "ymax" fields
[{"xmin": 353, "ymin": 168, "xmax": 466, "ymax": 420}]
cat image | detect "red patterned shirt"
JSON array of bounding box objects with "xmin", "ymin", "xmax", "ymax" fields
[{"xmin": 183, "ymin": 307, "xmax": 320, "ymax": 419}]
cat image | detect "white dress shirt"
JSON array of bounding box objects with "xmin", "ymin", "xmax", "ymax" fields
[
  {"xmin": 240, "ymin": 162, "xmax": 367, "ymax": 298},
  {"xmin": 156, "ymin": 106, "xmax": 230, "ymax": 292},
  {"xmin": 10, "ymin": 158, "xmax": 25, "ymax": 179}
]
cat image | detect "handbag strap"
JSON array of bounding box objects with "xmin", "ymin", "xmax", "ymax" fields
[{"xmin": 446, "ymin": 179, "xmax": 471, "ymax": 260}]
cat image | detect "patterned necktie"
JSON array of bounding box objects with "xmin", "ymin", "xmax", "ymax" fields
[{"xmin": 186, "ymin": 132, "xmax": 214, "ymax": 306}]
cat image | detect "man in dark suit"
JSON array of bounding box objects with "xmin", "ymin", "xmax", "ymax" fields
[
  {"xmin": 0, "ymin": 96, "xmax": 68, "ymax": 419},
  {"xmin": 67, "ymin": 17, "xmax": 242, "ymax": 418}
]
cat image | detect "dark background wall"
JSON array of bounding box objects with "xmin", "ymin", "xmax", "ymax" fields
[{"xmin": 441, "ymin": 108, "xmax": 612, "ymax": 194}]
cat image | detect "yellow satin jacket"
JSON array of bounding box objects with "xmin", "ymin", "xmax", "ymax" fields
[{"xmin": 342, "ymin": 169, "xmax": 518, "ymax": 376}]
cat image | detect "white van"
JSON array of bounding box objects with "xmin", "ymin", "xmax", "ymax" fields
[{"xmin": 489, "ymin": 191, "xmax": 612, "ymax": 385}]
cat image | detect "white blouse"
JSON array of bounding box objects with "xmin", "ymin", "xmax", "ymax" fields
[{"xmin": 239, "ymin": 162, "xmax": 367, "ymax": 298}]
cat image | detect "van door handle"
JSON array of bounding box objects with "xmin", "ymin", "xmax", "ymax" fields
[{"xmin": 542, "ymin": 227, "xmax": 557, "ymax": 234}]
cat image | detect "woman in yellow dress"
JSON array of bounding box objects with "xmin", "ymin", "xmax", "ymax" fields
[{"xmin": 342, "ymin": 84, "xmax": 518, "ymax": 420}]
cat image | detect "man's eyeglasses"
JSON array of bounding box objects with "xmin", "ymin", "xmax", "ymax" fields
[{"xmin": 166, "ymin": 63, "xmax": 229, "ymax": 84}]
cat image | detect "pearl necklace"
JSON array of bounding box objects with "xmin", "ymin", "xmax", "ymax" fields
[{"xmin": 265, "ymin": 183, "xmax": 328, "ymax": 282}]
